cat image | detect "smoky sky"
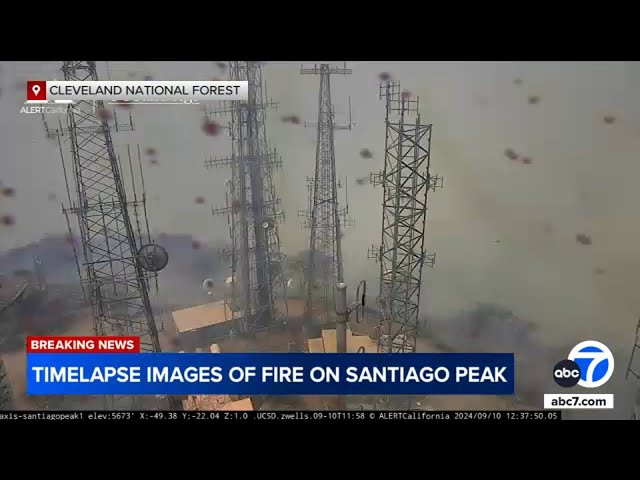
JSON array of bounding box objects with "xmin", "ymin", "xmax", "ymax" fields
[{"xmin": 2, "ymin": 61, "xmax": 640, "ymax": 362}]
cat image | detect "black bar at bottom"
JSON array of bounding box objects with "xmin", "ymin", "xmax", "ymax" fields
[{"xmin": 0, "ymin": 410, "xmax": 561, "ymax": 422}]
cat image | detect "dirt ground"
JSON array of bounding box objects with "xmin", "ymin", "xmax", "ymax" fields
[{"xmin": 2, "ymin": 311, "xmax": 99, "ymax": 409}]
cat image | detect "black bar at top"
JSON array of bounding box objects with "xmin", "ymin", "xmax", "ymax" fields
[{"xmin": 0, "ymin": 410, "xmax": 561, "ymax": 422}]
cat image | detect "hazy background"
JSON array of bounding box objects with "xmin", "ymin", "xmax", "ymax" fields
[{"xmin": 1, "ymin": 61, "xmax": 639, "ymax": 417}]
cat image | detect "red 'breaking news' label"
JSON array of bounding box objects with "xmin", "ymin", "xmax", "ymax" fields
[{"xmin": 26, "ymin": 336, "xmax": 140, "ymax": 353}]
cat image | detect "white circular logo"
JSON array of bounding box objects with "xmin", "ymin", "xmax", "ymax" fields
[{"xmin": 568, "ymin": 340, "xmax": 614, "ymax": 388}]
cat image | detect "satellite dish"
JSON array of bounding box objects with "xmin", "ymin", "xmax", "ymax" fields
[
  {"xmin": 202, "ymin": 278, "xmax": 215, "ymax": 292},
  {"xmin": 137, "ymin": 244, "xmax": 169, "ymax": 272}
]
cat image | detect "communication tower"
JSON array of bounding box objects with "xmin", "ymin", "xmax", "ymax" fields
[
  {"xmin": 298, "ymin": 63, "xmax": 354, "ymax": 335},
  {"xmin": 368, "ymin": 80, "xmax": 442, "ymax": 408},
  {"xmin": 49, "ymin": 61, "xmax": 178, "ymax": 410},
  {"xmin": 207, "ymin": 62, "xmax": 289, "ymax": 339}
]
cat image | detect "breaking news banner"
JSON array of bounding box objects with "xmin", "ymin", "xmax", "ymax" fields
[
  {"xmin": 25, "ymin": 80, "xmax": 248, "ymax": 103},
  {"xmin": 0, "ymin": 410, "xmax": 562, "ymax": 423},
  {"xmin": 26, "ymin": 336, "xmax": 515, "ymax": 396}
]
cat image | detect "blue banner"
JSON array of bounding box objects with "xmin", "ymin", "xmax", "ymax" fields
[{"xmin": 26, "ymin": 353, "xmax": 515, "ymax": 395}]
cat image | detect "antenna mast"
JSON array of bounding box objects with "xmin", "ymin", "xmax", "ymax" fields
[
  {"xmin": 51, "ymin": 61, "xmax": 179, "ymax": 410},
  {"xmin": 298, "ymin": 63, "xmax": 354, "ymax": 337},
  {"xmin": 208, "ymin": 62, "xmax": 289, "ymax": 340},
  {"xmin": 369, "ymin": 80, "xmax": 443, "ymax": 409}
]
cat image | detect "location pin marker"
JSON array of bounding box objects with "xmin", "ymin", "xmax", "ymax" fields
[{"xmin": 32, "ymin": 85, "xmax": 41, "ymax": 96}]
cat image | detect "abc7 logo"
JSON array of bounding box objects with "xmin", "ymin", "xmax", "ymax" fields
[{"xmin": 553, "ymin": 340, "xmax": 615, "ymax": 388}]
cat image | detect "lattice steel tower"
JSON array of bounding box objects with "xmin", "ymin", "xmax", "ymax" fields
[
  {"xmin": 208, "ymin": 61, "xmax": 288, "ymax": 335},
  {"xmin": 298, "ymin": 64, "xmax": 353, "ymax": 331},
  {"xmin": 53, "ymin": 61, "xmax": 179, "ymax": 410},
  {"xmin": 0, "ymin": 357, "xmax": 13, "ymax": 410},
  {"xmin": 625, "ymin": 317, "xmax": 640, "ymax": 419},
  {"xmin": 369, "ymin": 80, "xmax": 442, "ymax": 355}
]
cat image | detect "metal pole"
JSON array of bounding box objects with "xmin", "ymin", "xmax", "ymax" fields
[
  {"xmin": 335, "ymin": 282, "xmax": 348, "ymax": 410},
  {"xmin": 335, "ymin": 282, "xmax": 348, "ymax": 354}
]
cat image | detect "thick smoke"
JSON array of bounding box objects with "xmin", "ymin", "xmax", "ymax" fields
[
  {"xmin": 427, "ymin": 303, "xmax": 638, "ymax": 418},
  {"xmin": 428, "ymin": 303, "xmax": 571, "ymax": 407}
]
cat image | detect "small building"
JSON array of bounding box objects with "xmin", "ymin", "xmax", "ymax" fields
[
  {"xmin": 306, "ymin": 329, "xmax": 378, "ymax": 410},
  {"xmin": 307, "ymin": 329, "xmax": 378, "ymax": 353},
  {"xmin": 182, "ymin": 396, "xmax": 254, "ymax": 411},
  {"xmin": 181, "ymin": 343, "xmax": 253, "ymax": 411},
  {"xmin": 172, "ymin": 300, "xmax": 234, "ymax": 350},
  {"xmin": 221, "ymin": 398, "xmax": 253, "ymax": 411}
]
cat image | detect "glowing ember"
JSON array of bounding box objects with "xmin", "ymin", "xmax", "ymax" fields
[
  {"xmin": 576, "ymin": 233, "xmax": 592, "ymax": 246},
  {"xmin": 202, "ymin": 120, "xmax": 221, "ymax": 136},
  {"xmin": 96, "ymin": 108, "xmax": 112, "ymax": 121},
  {"xmin": 281, "ymin": 115, "xmax": 301, "ymax": 125},
  {"xmin": 504, "ymin": 148, "xmax": 518, "ymax": 161},
  {"xmin": 355, "ymin": 177, "xmax": 367, "ymax": 185},
  {"xmin": 360, "ymin": 148, "xmax": 373, "ymax": 159}
]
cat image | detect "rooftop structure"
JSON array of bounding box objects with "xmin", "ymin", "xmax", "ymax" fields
[
  {"xmin": 307, "ymin": 328, "xmax": 377, "ymax": 353},
  {"xmin": 182, "ymin": 395, "xmax": 254, "ymax": 411},
  {"xmin": 180, "ymin": 342, "xmax": 254, "ymax": 411},
  {"xmin": 172, "ymin": 300, "xmax": 233, "ymax": 334}
]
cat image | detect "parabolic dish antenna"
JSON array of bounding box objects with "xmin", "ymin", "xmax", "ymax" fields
[
  {"xmin": 202, "ymin": 278, "xmax": 215, "ymax": 292},
  {"xmin": 137, "ymin": 244, "xmax": 169, "ymax": 272}
]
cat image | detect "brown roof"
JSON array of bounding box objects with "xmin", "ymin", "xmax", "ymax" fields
[
  {"xmin": 172, "ymin": 300, "xmax": 233, "ymax": 333},
  {"xmin": 182, "ymin": 395, "xmax": 254, "ymax": 411},
  {"xmin": 181, "ymin": 343, "xmax": 257, "ymax": 411},
  {"xmin": 308, "ymin": 329, "xmax": 378, "ymax": 353},
  {"xmin": 220, "ymin": 398, "xmax": 254, "ymax": 411}
]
